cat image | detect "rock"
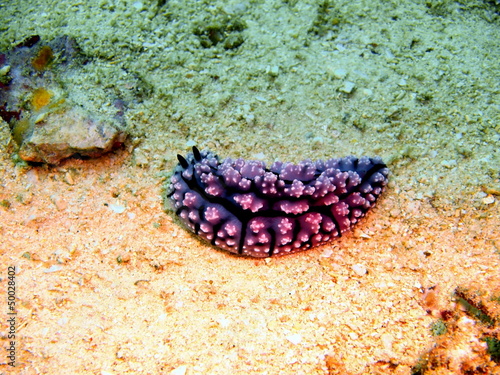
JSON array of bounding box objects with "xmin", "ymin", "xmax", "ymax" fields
[
  {"xmin": 0, "ymin": 35, "xmax": 128, "ymax": 165},
  {"xmin": 18, "ymin": 107, "xmax": 126, "ymax": 164}
]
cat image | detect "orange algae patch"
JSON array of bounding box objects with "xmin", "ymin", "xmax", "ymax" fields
[
  {"xmin": 32, "ymin": 46, "xmax": 54, "ymax": 71},
  {"xmin": 32, "ymin": 88, "xmax": 52, "ymax": 110}
]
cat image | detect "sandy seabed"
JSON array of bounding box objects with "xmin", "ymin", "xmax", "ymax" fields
[{"xmin": 1, "ymin": 1, "xmax": 499, "ymax": 374}]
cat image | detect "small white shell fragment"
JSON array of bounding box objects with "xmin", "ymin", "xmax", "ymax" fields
[
  {"xmin": 213, "ymin": 315, "xmax": 231, "ymax": 328},
  {"xmin": 170, "ymin": 365, "xmax": 187, "ymax": 375},
  {"xmin": 381, "ymin": 333, "xmax": 394, "ymax": 351},
  {"xmin": 65, "ymin": 171, "xmax": 75, "ymax": 185},
  {"xmin": 34, "ymin": 112, "xmax": 48, "ymax": 124},
  {"xmin": 267, "ymin": 65, "xmax": 279, "ymax": 76},
  {"xmin": 109, "ymin": 204, "xmax": 126, "ymax": 213},
  {"xmin": 321, "ymin": 248, "xmax": 334, "ymax": 258},
  {"xmin": 340, "ymin": 81, "xmax": 356, "ymax": 93},
  {"xmin": 441, "ymin": 160, "xmax": 457, "ymax": 168},
  {"xmin": 44, "ymin": 265, "xmax": 62, "ymax": 273},
  {"xmin": 286, "ymin": 333, "xmax": 302, "ymax": 344},
  {"xmin": 132, "ymin": 1, "xmax": 143, "ymax": 11},
  {"xmin": 482, "ymin": 195, "xmax": 495, "ymax": 204},
  {"xmin": 352, "ymin": 263, "xmax": 367, "ymax": 276},
  {"xmin": 349, "ymin": 331, "xmax": 359, "ymax": 340},
  {"xmin": 245, "ymin": 114, "xmax": 255, "ymax": 126},
  {"xmin": 333, "ymin": 68, "xmax": 347, "ymax": 79},
  {"xmin": 252, "ymin": 152, "xmax": 266, "ymax": 160}
]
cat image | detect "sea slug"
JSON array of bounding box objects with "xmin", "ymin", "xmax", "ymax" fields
[{"xmin": 167, "ymin": 147, "xmax": 389, "ymax": 257}]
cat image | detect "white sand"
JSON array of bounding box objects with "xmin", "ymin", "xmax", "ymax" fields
[{"xmin": 1, "ymin": 1, "xmax": 499, "ymax": 373}]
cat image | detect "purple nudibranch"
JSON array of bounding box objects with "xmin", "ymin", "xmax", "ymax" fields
[{"xmin": 167, "ymin": 147, "xmax": 389, "ymax": 257}]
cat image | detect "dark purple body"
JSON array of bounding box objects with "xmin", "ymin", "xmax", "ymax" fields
[{"xmin": 167, "ymin": 147, "xmax": 389, "ymax": 257}]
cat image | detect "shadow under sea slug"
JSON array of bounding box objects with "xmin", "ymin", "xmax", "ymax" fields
[{"xmin": 167, "ymin": 147, "xmax": 389, "ymax": 257}]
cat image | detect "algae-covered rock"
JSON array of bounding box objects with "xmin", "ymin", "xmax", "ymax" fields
[
  {"xmin": 0, "ymin": 35, "xmax": 128, "ymax": 165},
  {"xmin": 18, "ymin": 107, "xmax": 126, "ymax": 164}
]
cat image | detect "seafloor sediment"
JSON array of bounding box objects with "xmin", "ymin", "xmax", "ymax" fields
[{"xmin": 0, "ymin": 1, "xmax": 499, "ymax": 374}]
